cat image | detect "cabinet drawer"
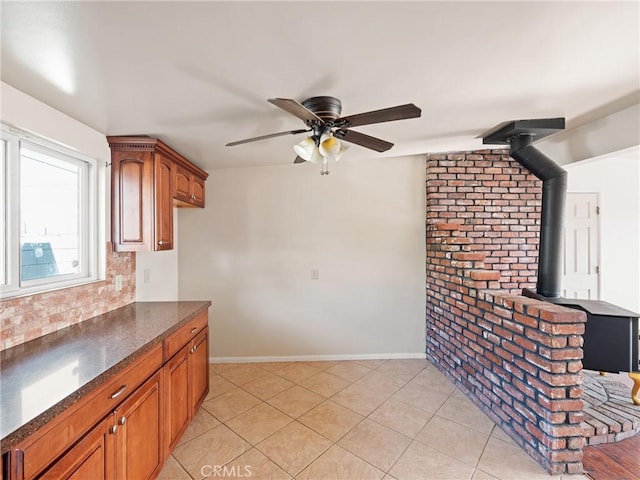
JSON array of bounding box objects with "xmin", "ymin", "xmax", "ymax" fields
[
  {"xmin": 163, "ymin": 312, "xmax": 208, "ymax": 361},
  {"xmin": 18, "ymin": 345, "xmax": 162, "ymax": 480}
]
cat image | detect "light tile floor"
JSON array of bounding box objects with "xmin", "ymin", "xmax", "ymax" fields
[{"xmin": 159, "ymin": 359, "xmax": 590, "ymax": 480}]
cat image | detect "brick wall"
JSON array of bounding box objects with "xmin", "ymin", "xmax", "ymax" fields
[
  {"xmin": 427, "ymin": 150, "xmax": 542, "ymax": 291},
  {"xmin": 0, "ymin": 243, "xmax": 135, "ymax": 350},
  {"xmin": 426, "ymin": 150, "xmax": 587, "ymax": 474}
]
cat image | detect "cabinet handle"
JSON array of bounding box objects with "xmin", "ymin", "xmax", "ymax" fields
[
  {"xmin": 109, "ymin": 384, "xmax": 128, "ymax": 399},
  {"xmin": 109, "ymin": 425, "xmax": 118, "ymax": 435},
  {"xmin": 190, "ymin": 327, "xmax": 198, "ymax": 334},
  {"xmin": 158, "ymin": 240, "xmax": 165, "ymax": 245},
  {"xmin": 118, "ymin": 416, "xmax": 127, "ymax": 426}
]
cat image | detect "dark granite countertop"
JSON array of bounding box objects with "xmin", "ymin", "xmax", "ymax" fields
[{"xmin": 0, "ymin": 301, "xmax": 211, "ymax": 452}]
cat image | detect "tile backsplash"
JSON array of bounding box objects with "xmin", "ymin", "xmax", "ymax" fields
[{"xmin": 0, "ymin": 243, "xmax": 135, "ymax": 351}]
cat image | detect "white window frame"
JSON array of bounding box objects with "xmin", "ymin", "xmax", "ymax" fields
[{"xmin": 1, "ymin": 124, "xmax": 100, "ymax": 299}]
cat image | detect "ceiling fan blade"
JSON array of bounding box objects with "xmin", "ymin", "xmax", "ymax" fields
[
  {"xmin": 293, "ymin": 156, "xmax": 306, "ymax": 164},
  {"xmin": 339, "ymin": 103, "xmax": 421, "ymax": 128},
  {"xmin": 226, "ymin": 128, "xmax": 309, "ymax": 147},
  {"xmin": 335, "ymin": 129, "xmax": 394, "ymax": 152},
  {"xmin": 268, "ymin": 98, "xmax": 323, "ymax": 123}
]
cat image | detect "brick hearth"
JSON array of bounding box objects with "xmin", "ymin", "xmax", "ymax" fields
[{"xmin": 582, "ymin": 370, "xmax": 640, "ymax": 445}]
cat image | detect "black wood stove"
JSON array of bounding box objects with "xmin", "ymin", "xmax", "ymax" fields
[{"xmin": 483, "ymin": 118, "xmax": 640, "ymax": 406}]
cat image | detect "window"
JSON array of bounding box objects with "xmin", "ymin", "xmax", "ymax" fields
[{"xmin": 1, "ymin": 125, "xmax": 100, "ymax": 298}]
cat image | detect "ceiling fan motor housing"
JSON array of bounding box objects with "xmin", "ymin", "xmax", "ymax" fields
[{"xmin": 301, "ymin": 96, "xmax": 342, "ymax": 121}]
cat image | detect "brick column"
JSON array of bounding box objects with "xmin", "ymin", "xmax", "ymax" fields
[{"xmin": 426, "ymin": 151, "xmax": 586, "ymax": 474}]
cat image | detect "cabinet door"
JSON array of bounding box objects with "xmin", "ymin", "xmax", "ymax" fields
[
  {"xmin": 190, "ymin": 328, "xmax": 209, "ymax": 412},
  {"xmin": 114, "ymin": 371, "xmax": 163, "ymax": 480},
  {"xmin": 154, "ymin": 154, "xmax": 174, "ymax": 250},
  {"xmin": 39, "ymin": 416, "xmax": 114, "ymax": 480},
  {"xmin": 191, "ymin": 175, "xmax": 206, "ymax": 208},
  {"xmin": 173, "ymin": 163, "xmax": 192, "ymax": 204},
  {"xmin": 163, "ymin": 344, "xmax": 190, "ymax": 457},
  {"xmin": 111, "ymin": 151, "xmax": 153, "ymax": 251}
]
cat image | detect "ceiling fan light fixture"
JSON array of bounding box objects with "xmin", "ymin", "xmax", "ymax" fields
[
  {"xmin": 318, "ymin": 133, "xmax": 341, "ymax": 157},
  {"xmin": 293, "ymin": 137, "xmax": 320, "ymax": 162},
  {"xmin": 333, "ymin": 143, "xmax": 349, "ymax": 162}
]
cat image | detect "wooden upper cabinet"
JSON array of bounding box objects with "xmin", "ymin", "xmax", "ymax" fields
[
  {"xmin": 107, "ymin": 137, "xmax": 208, "ymax": 252},
  {"xmin": 111, "ymin": 150, "xmax": 153, "ymax": 251},
  {"xmin": 173, "ymin": 160, "xmax": 206, "ymax": 208}
]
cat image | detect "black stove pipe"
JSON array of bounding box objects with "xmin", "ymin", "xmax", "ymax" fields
[{"xmin": 508, "ymin": 134, "xmax": 567, "ymax": 298}]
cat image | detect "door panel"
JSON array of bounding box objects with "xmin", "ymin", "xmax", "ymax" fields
[
  {"xmin": 163, "ymin": 346, "xmax": 190, "ymax": 456},
  {"xmin": 190, "ymin": 329, "xmax": 209, "ymax": 412},
  {"xmin": 115, "ymin": 371, "xmax": 163, "ymax": 480},
  {"xmin": 562, "ymin": 192, "xmax": 599, "ymax": 299},
  {"xmin": 155, "ymin": 154, "xmax": 173, "ymax": 250}
]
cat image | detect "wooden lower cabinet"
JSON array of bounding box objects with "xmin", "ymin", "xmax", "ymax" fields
[
  {"xmin": 190, "ymin": 329, "xmax": 209, "ymax": 412},
  {"xmin": 114, "ymin": 371, "xmax": 163, "ymax": 480},
  {"xmin": 163, "ymin": 344, "xmax": 190, "ymax": 455},
  {"xmin": 39, "ymin": 371, "xmax": 163, "ymax": 480},
  {"xmin": 163, "ymin": 327, "xmax": 209, "ymax": 456},
  {"xmin": 3, "ymin": 313, "xmax": 209, "ymax": 480},
  {"xmin": 39, "ymin": 417, "xmax": 113, "ymax": 480}
]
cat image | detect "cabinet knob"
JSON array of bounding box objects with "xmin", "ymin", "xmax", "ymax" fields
[
  {"xmin": 158, "ymin": 240, "xmax": 165, "ymax": 245},
  {"xmin": 109, "ymin": 425, "xmax": 118, "ymax": 435},
  {"xmin": 118, "ymin": 416, "xmax": 127, "ymax": 426}
]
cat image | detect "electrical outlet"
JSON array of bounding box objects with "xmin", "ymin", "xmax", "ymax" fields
[
  {"xmin": 144, "ymin": 269, "xmax": 151, "ymax": 284},
  {"xmin": 115, "ymin": 275, "xmax": 123, "ymax": 292},
  {"xmin": 311, "ymin": 268, "xmax": 320, "ymax": 280}
]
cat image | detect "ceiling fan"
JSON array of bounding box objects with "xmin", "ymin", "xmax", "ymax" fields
[{"xmin": 226, "ymin": 96, "xmax": 422, "ymax": 174}]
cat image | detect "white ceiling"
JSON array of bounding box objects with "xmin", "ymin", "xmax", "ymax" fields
[{"xmin": 1, "ymin": 1, "xmax": 639, "ymax": 171}]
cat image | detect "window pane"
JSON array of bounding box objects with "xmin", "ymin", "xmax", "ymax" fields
[{"xmin": 20, "ymin": 149, "xmax": 82, "ymax": 282}]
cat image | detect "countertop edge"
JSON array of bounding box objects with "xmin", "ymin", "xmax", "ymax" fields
[{"xmin": 0, "ymin": 301, "xmax": 211, "ymax": 452}]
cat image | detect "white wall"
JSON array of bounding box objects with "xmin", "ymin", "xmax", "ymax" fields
[
  {"xmin": 135, "ymin": 210, "xmax": 179, "ymax": 301},
  {"xmin": 565, "ymin": 148, "xmax": 640, "ymax": 312},
  {"xmin": 178, "ymin": 156, "xmax": 427, "ymax": 360}
]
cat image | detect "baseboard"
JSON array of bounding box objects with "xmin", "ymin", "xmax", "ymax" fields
[{"xmin": 209, "ymin": 352, "xmax": 427, "ymax": 364}]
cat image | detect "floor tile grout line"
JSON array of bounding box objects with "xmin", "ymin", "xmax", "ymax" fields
[
  {"xmin": 471, "ymin": 423, "xmax": 499, "ymax": 473},
  {"xmin": 213, "ymin": 378, "xmax": 369, "ymax": 476},
  {"xmin": 200, "ymin": 359, "xmax": 474, "ymax": 479},
  {"xmin": 332, "ymin": 365, "xmax": 430, "ymax": 475},
  {"xmin": 237, "ymin": 362, "xmax": 430, "ymax": 477},
  {"xmin": 171, "ymin": 359, "xmax": 566, "ymax": 480}
]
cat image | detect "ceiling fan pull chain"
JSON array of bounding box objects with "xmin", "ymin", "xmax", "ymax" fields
[{"xmin": 321, "ymin": 156, "xmax": 329, "ymax": 175}]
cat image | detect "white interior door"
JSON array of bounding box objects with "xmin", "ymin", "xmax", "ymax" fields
[{"xmin": 562, "ymin": 192, "xmax": 600, "ymax": 299}]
